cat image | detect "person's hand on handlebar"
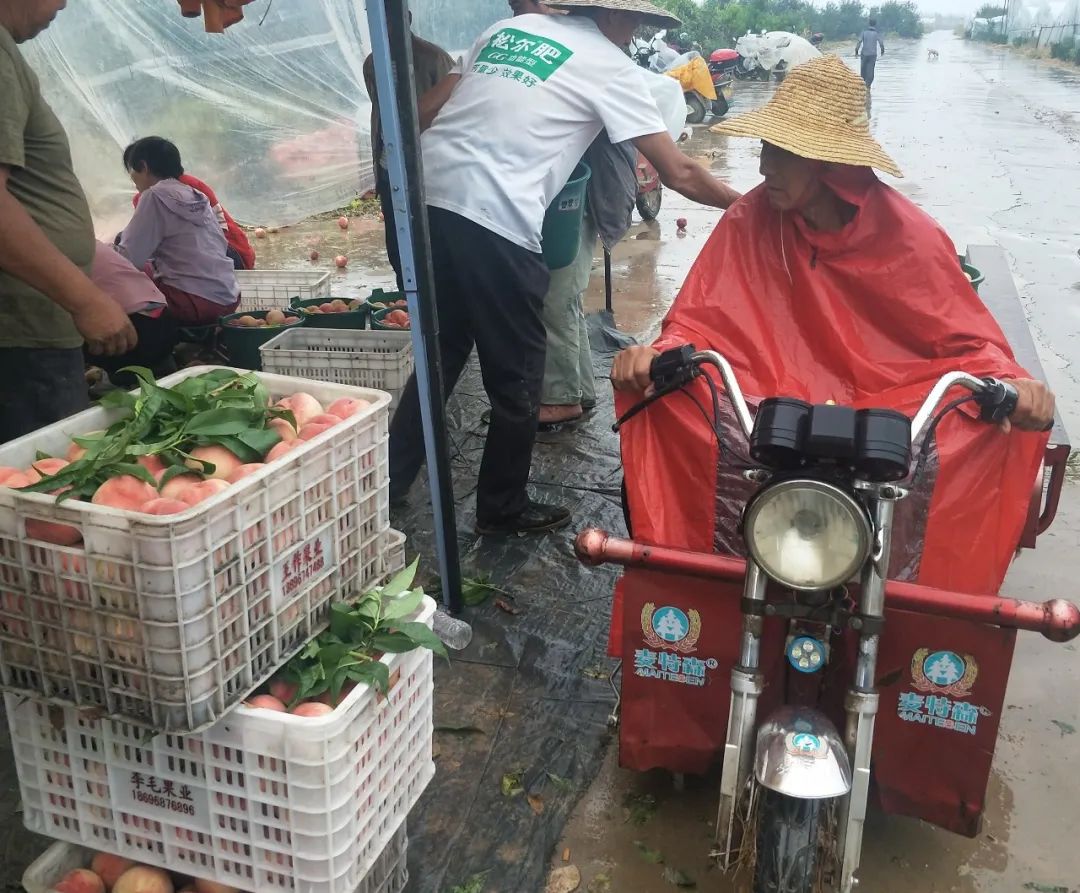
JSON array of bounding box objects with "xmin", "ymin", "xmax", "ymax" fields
[
  {"xmin": 611, "ymin": 346, "xmax": 660, "ymax": 393},
  {"xmin": 1004, "ymin": 379, "xmax": 1055, "ymax": 432}
]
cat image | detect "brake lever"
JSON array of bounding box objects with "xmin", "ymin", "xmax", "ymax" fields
[{"xmin": 611, "ymin": 345, "xmax": 698, "ymax": 433}]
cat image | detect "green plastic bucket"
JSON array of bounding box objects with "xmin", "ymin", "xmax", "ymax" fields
[
  {"xmin": 958, "ymin": 256, "xmax": 984, "ymax": 293},
  {"xmin": 291, "ymin": 297, "xmax": 368, "ymax": 329},
  {"xmin": 219, "ymin": 309, "xmax": 305, "ymax": 370},
  {"xmin": 541, "ymin": 162, "xmax": 591, "ymax": 270},
  {"xmin": 364, "ymin": 288, "xmax": 408, "ymax": 315},
  {"xmin": 370, "ymin": 306, "xmax": 411, "ymax": 331}
]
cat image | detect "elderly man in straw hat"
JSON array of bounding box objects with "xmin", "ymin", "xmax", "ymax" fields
[
  {"xmin": 606, "ymin": 57, "xmax": 1056, "ymax": 805},
  {"xmin": 389, "ymin": 0, "xmax": 740, "ymax": 537}
]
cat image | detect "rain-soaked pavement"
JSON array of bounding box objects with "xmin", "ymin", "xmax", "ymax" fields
[{"xmin": 3, "ymin": 30, "xmax": 1080, "ymax": 893}]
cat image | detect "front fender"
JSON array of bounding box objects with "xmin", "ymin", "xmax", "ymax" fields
[{"xmin": 755, "ymin": 706, "xmax": 851, "ymax": 799}]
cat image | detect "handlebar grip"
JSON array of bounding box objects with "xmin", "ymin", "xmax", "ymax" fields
[
  {"xmin": 650, "ymin": 344, "xmax": 698, "ymax": 390},
  {"xmin": 976, "ymin": 378, "xmax": 1018, "ymax": 424}
]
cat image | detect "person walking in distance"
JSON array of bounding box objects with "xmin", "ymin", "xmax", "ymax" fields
[
  {"xmin": 0, "ymin": 0, "xmax": 137, "ymax": 443},
  {"xmin": 855, "ymin": 17, "xmax": 885, "ymax": 89}
]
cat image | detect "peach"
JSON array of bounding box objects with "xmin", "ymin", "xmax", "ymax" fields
[
  {"xmin": 55, "ymin": 868, "xmax": 105, "ymax": 893},
  {"xmin": 337, "ymin": 215, "xmax": 349, "ymax": 230},
  {"xmin": 329, "ymin": 299, "xmax": 349, "ymax": 313},
  {"xmin": 265, "ymin": 440, "xmax": 298, "ymax": 463},
  {"xmin": 265, "ymin": 308, "xmax": 286, "ymax": 326},
  {"xmin": 90, "ymin": 853, "xmax": 136, "ymax": 890},
  {"xmin": 179, "ymin": 479, "xmax": 230, "ymax": 507},
  {"xmin": 25, "ymin": 518, "xmax": 83, "ymax": 546},
  {"xmin": 334, "ymin": 255, "xmax": 348, "ymax": 268},
  {"xmin": 254, "ymin": 227, "xmax": 267, "ymax": 239},
  {"xmin": 290, "ymin": 701, "xmax": 334, "ymax": 717},
  {"xmin": 31, "ymin": 457, "xmax": 69, "ymax": 478},
  {"xmin": 268, "ymin": 417, "xmax": 297, "ymax": 442},
  {"xmin": 326, "ymin": 398, "xmax": 370, "ymax": 420},
  {"xmin": 111, "ymin": 866, "xmax": 174, "ymax": 893},
  {"xmin": 268, "ymin": 677, "xmax": 298, "ymax": 704},
  {"xmin": 226, "ymin": 463, "xmax": 266, "ymax": 484},
  {"xmin": 274, "ymin": 393, "xmax": 323, "ymax": 428},
  {"xmin": 309, "ymin": 249, "xmax": 319, "ymax": 262},
  {"xmin": 185, "ymin": 445, "xmax": 244, "ymax": 480},
  {"xmin": 136, "ymin": 455, "xmax": 168, "ymax": 479},
  {"xmin": 318, "ymin": 302, "xmax": 335, "ymax": 312},
  {"xmin": 298, "ymin": 422, "xmax": 333, "ymax": 441},
  {"xmin": 92, "ymin": 476, "xmax": 157, "ymax": 512},
  {"xmin": 2, "ymin": 470, "xmax": 41, "ymax": 489},
  {"xmin": 141, "ymin": 498, "xmax": 190, "ymax": 516},
  {"xmin": 305, "ymin": 414, "xmax": 344, "ymax": 428},
  {"xmin": 245, "ymin": 694, "xmax": 286, "ymax": 712},
  {"xmin": 0, "ymin": 466, "xmax": 23, "ymax": 485},
  {"xmin": 159, "ymin": 474, "xmax": 201, "ymax": 500}
]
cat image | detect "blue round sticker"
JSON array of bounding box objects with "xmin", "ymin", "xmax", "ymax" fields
[
  {"xmin": 652, "ymin": 606, "xmax": 690, "ymax": 644},
  {"xmin": 922, "ymin": 650, "xmax": 965, "ymax": 687}
]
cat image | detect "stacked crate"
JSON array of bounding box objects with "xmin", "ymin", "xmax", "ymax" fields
[{"xmin": 0, "ymin": 366, "xmax": 433, "ymax": 893}]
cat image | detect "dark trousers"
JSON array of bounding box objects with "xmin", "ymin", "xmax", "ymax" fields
[
  {"xmin": 375, "ymin": 166, "xmax": 405, "ymax": 294},
  {"xmin": 388, "ymin": 206, "xmax": 550, "ymax": 524},
  {"xmin": 860, "ymin": 55, "xmax": 877, "ymax": 88},
  {"xmin": 90, "ymin": 311, "xmax": 180, "ymax": 387},
  {"xmin": 0, "ymin": 346, "xmax": 88, "ymax": 443}
]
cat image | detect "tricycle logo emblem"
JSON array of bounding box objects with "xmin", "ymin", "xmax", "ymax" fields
[
  {"xmin": 911, "ymin": 648, "xmax": 978, "ymax": 698},
  {"xmin": 642, "ymin": 603, "xmax": 701, "ymax": 654}
]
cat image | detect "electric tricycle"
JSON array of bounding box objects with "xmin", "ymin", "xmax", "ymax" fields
[{"xmin": 578, "ymin": 319, "xmax": 1076, "ymax": 892}]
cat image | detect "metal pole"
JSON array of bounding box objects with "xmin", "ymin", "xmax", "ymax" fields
[
  {"xmin": 364, "ymin": 0, "xmax": 463, "ymax": 612},
  {"xmin": 604, "ymin": 248, "xmax": 613, "ymax": 313}
]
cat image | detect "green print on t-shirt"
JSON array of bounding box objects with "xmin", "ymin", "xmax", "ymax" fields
[{"xmin": 473, "ymin": 28, "xmax": 573, "ymax": 87}]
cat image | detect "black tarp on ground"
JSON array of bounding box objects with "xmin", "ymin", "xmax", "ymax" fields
[{"xmin": 398, "ymin": 318, "xmax": 632, "ymax": 893}]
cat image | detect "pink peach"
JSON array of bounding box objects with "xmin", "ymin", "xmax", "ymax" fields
[
  {"xmin": 265, "ymin": 440, "xmax": 299, "ymax": 463},
  {"xmin": 290, "ymin": 701, "xmax": 334, "ymax": 717},
  {"xmin": 268, "ymin": 677, "xmax": 299, "ymax": 704},
  {"xmin": 298, "ymin": 422, "xmax": 334, "ymax": 441},
  {"xmin": 31, "ymin": 457, "xmax": 69, "ymax": 478},
  {"xmin": 185, "ymin": 446, "xmax": 244, "ymax": 480},
  {"xmin": 25, "ymin": 518, "xmax": 83, "ymax": 546},
  {"xmin": 141, "ymin": 498, "xmax": 191, "ymax": 516},
  {"xmin": 268, "ymin": 417, "xmax": 297, "ymax": 442},
  {"xmin": 179, "ymin": 479, "xmax": 230, "ymax": 507},
  {"xmin": 274, "ymin": 393, "xmax": 323, "ymax": 428},
  {"xmin": 54, "ymin": 868, "xmax": 105, "ymax": 893},
  {"xmin": 112, "ymin": 866, "xmax": 174, "ymax": 893},
  {"xmin": 326, "ymin": 398, "xmax": 370, "ymax": 420},
  {"xmin": 136, "ymin": 455, "xmax": 168, "ymax": 479},
  {"xmin": 92, "ymin": 476, "xmax": 157, "ymax": 512},
  {"xmin": 226, "ymin": 463, "xmax": 266, "ymax": 484},
  {"xmin": 90, "ymin": 853, "xmax": 136, "ymax": 890},
  {"xmin": 245, "ymin": 694, "xmax": 287, "ymax": 712}
]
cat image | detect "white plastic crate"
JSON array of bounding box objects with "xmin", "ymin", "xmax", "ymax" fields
[
  {"xmin": 260, "ymin": 329, "xmax": 414, "ymax": 409},
  {"xmin": 0, "ymin": 366, "xmax": 391, "ymax": 731},
  {"xmin": 8, "ymin": 598, "xmax": 435, "ymax": 893},
  {"xmin": 22, "ymin": 821, "xmax": 408, "ymax": 893},
  {"xmin": 236, "ymin": 270, "xmax": 332, "ymax": 313}
]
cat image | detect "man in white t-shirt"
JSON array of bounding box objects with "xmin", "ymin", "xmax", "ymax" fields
[{"xmin": 388, "ymin": 0, "xmax": 740, "ymax": 536}]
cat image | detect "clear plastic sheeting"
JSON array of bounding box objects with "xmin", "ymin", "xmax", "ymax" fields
[
  {"xmin": 734, "ymin": 31, "xmax": 821, "ymax": 73},
  {"xmin": 24, "ymin": 0, "xmax": 374, "ymax": 232}
]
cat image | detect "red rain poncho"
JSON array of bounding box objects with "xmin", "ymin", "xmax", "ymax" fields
[{"xmin": 613, "ymin": 167, "xmax": 1047, "ymax": 835}]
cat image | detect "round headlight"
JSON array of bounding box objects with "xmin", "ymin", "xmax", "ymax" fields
[{"xmin": 744, "ymin": 480, "xmax": 871, "ymax": 590}]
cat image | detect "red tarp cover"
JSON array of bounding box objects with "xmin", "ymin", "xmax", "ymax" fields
[{"xmin": 613, "ymin": 167, "xmax": 1047, "ymax": 835}]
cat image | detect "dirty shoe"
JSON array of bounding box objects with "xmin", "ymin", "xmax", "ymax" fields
[{"xmin": 475, "ymin": 501, "xmax": 571, "ymax": 536}]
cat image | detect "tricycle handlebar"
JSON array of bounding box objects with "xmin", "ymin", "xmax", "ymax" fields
[
  {"xmin": 575, "ymin": 528, "xmax": 1080, "ymax": 642},
  {"xmin": 653, "ymin": 348, "xmax": 1020, "ymax": 441}
]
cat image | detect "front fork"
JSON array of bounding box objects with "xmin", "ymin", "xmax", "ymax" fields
[{"xmin": 715, "ymin": 489, "xmax": 900, "ymax": 892}]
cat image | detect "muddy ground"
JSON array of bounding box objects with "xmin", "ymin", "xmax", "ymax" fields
[{"xmin": 2, "ymin": 30, "xmax": 1079, "ymax": 893}]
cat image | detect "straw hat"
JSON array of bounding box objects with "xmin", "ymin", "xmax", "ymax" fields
[
  {"xmin": 710, "ymin": 55, "xmax": 902, "ymax": 177},
  {"xmin": 543, "ymin": 0, "xmax": 681, "ymax": 29}
]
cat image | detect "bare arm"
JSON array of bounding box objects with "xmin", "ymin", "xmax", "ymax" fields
[
  {"xmin": 633, "ymin": 132, "xmax": 741, "ymax": 210},
  {"xmin": 418, "ymin": 73, "xmax": 460, "ymax": 132},
  {"xmin": 0, "ymin": 166, "xmax": 136, "ymax": 355}
]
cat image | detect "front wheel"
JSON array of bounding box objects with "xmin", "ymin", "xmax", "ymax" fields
[
  {"xmin": 636, "ymin": 185, "xmax": 662, "ymax": 221},
  {"xmin": 712, "ymin": 94, "xmax": 729, "ymax": 117},
  {"xmin": 684, "ymin": 92, "xmax": 707, "ymax": 124},
  {"xmin": 753, "ymin": 790, "xmax": 823, "ymax": 893}
]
